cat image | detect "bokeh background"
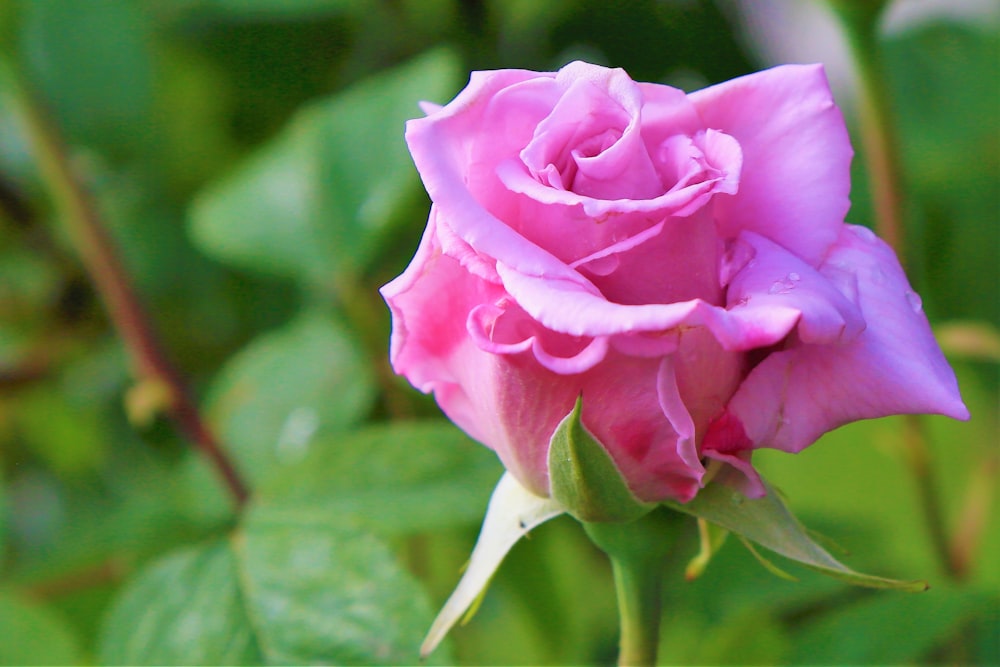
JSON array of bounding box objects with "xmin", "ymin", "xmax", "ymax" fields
[{"xmin": 0, "ymin": 0, "xmax": 997, "ymax": 664}]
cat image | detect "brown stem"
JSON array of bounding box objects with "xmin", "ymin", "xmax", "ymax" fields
[
  {"xmin": 948, "ymin": 451, "xmax": 997, "ymax": 580},
  {"xmin": 830, "ymin": 0, "xmax": 905, "ymax": 261},
  {"xmin": 2, "ymin": 57, "xmax": 249, "ymax": 509},
  {"xmin": 902, "ymin": 415, "xmax": 956, "ymax": 580},
  {"xmin": 22, "ymin": 557, "xmax": 129, "ymax": 601}
]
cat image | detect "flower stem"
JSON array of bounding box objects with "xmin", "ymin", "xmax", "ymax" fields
[
  {"xmin": 828, "ymin": 0, "xmax": 905, "ymax": 262},
  {"xmin": 0, "ymin": 54, "xmax": 249, "ymax": 509},
  {"xmin": 584, "ymin": 509, "xmax": 683, "ymax": 667},
  {"xmin": 609, "ymin": 549, "xmax": 664, "ymax": 666}
]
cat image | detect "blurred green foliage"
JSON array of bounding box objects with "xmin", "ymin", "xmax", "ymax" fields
[{"xmin": 0, "ymin": 0, "xmax": 996, "ymax": 664}]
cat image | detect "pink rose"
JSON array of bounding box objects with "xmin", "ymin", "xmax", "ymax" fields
[{"xmin": 381, "ymin": 61, "xmax": 968, "ymax": 504}]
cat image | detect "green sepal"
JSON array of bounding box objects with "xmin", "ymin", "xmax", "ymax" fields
[
  {"xmin": 548, "ymin": 396, "xmax": 656, "ymax": 523},
  {"xmin": 663, "ymin": 479, "xmax": 928, "ymax": 591},
  {"xmin": 420, "ymin": 473, "xmax": 564, "ymax": 659},
  {"xmin": 684, "ymin": 518, "xmax": 729, "ymax": 581}
]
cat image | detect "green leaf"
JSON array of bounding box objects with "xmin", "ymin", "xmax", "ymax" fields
[
  {"xmin": 203, "ymin": 310, "xmax": 376, "ymax": 487},
  {"xmin": 548, "ymin": 396, "xmax": 654, "ymax": 523},
  {"xmin": 189, "ymin": 47, "xmax": 460, "ymax": 286},
  {"xmin": 99, "ymin": 542, "xmax": 262, "ymax": 666},
  {"xmin": 790, "ymin": 587, "xmax": 992, "ymax": 665},
  {"xmin": 663, "ymin": 479, "xmax": 927, "ymax": 591},
  {"xmin": 0, "ymin": 590, "xmax": 83, "ymax": 666},
  {"xmin": 687, "ymin": 606, "xmax": 791, "ymax": 667},
  {"xmin": 237, "ymin": 504, "xmax": 449, "ymax": 665},
  {"xmin": 99, "ymin": 507, "xmax": 447, "ymax": 665},
  {"xmin": 19, "ymin": 0, "xmax": 153, "ymax": 156},
  {"xmin": 13, "ymin": 386, "xmax": 108, "ymax": 476},
  {"xmin": 259, "ymin": 420, "xmax": 503, "ymax": 534},
  {"xmin": 190, "ymin": 0, "xmax": 366, "ymax": 21}
]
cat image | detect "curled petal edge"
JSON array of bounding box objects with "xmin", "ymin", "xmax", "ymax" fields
[
  {"xmin": 467, "ymin": 303, "xmax": 610, "ymax": 374},
  {"xmin": 497, "ymin": 261, "xmax": 804, "ymax": 350}
]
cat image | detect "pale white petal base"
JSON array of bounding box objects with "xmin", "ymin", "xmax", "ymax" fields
[{"xmin": 421, "ymin": 473, "xmax": 566, "ymax": 658}]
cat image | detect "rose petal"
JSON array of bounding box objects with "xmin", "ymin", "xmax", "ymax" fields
[
  {"xmin": 589, "ymin": 209, "xmax": 723, "ymax": 307},
  {"xmin": 701, "ymin": 410, "xmax": 766, "ymax": 499},
  {"xmin": 689, "ymin": 64, "xmax": 853, "ymax": 265},
  {"xmin": 467, "ymin": 301, "xmax": 610, "ymax": 375},
  {"xmin": 381, "ymin": 211, "xmax": 502, "ymax": 394},
  {"xmin": 407, "ymin": 80, "xmax": 586, "ymax": 282},
  {"xmin": 570, "ymin": 221, "xmax": 665, "ymax": 273},
  {"xmin": 657, "ymin": 355, "xmax": 699, "ymax": 471},
  {"xmin": 520, "ymin": 65, "xmax": 664, "ymax": 201},
  {"xmin": 496, "ymin": 136, "xmax": 740, "ymax": 220},
  {"xmin": 726, "ymin": 225, "xmax": 970, "ymax": 454},
  {"xmin": 577, "ymin": 353, "xmax": 704, "ymax": 502},
  {"xmin": 381, "ymin": 212, "xmax": 597, "ymax": 496},
  {"xmin": 726, "ymin": 231, "xmax": 866, "ymax": 345},
  {"xmin": 380, "ymin": 214, "xmax": 505, "ymax": 452},
  {"xmin": 495, "ymin": 261, "xmax": 799, "ymax": 350}
]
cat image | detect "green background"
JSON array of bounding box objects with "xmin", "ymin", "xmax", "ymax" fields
[{"xmin": 0, "ymin": 0, "xmax": 996, "ymax": 664}]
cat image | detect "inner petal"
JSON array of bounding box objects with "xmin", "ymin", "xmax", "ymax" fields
[
  {"xmin": 588, "ymin": 209, "xmax": 724, "ymax": 307},
  {"xmin": 519, "ymin": 76, "xmax": 664, "ymax": 201}
]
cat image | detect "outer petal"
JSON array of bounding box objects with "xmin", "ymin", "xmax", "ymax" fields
[
  {"xmin": 381, "ymin": 214, "xmax": 571, "ymax": 495},
  {"xmin": 724, "ymin": 231, "xmax": 866, "ymax": 346},
  {"xmin": 380, "ymin": 211, "xmax": 503, "ymax": 444},
  {"xmin": 406, "ymin": 85, "xmax": 584, "ymax": 284},
  {"xmin": 451, "ymin": 344, "xmax": 708, "ymax": 504},
  {"xmin": 577, "ymin": 353, "xmax": 704, "ymax": 502},
  {"xmin": 726, "ymin": 225, "xmax": 970, "ymax": 454},
  {"xmin": 495, "ymin": 222, "xmax": 872, "ymax": 354},
  {"xmin": 690, "ymin": 64, "xmax": 853, "ymax": 265},
  {"xmin": 384, "ymin": 223, "xmax": 709, "ymax": 503},
  {"xmin": 496, "ymin": 263, "xmax": 792, "ymax": 348},
  {"xmin": 381, "ymin": 210, "xmax": 494, "ymax": 394}
]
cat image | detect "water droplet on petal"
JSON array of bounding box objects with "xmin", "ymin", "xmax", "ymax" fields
[
  {"xmin": 788, "ymin": 272, "xmax": 800, "ymax": 282},
  {"xmin": 905, "ymin": 289, "xmax": 923, "ymax": 313}
]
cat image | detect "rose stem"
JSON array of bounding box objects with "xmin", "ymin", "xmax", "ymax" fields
[
  {"xmin": 827, "ymin": 0, "xmax": 903, "ymax": 257},
  {"xmin": 829, "ymin": 0, "xmax": 961, "ymax": 580},
  {"xmin": 0, "ymin": 55, "xmax": 249, "ymax": 510},
  {"xmin": 584, "ymin": 509, "xmax": 683, "ymax": 667},
  {"xmin": 947, "ymin": 452, "xmax": 997, "ymax": 580},
  {"xmin": 609, "ymin": 550, "xmax": 664, "ymax": 667}
]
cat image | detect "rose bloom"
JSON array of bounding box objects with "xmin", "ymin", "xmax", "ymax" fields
[{"xmin": 381, "ymin": 62, "xmax": 968, "ymax": 503}]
